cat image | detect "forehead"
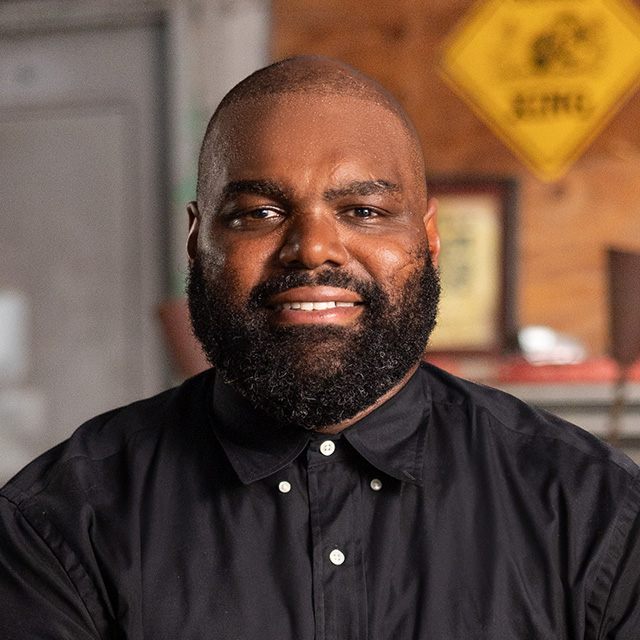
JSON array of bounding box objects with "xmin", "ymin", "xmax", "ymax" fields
[{"xmin": 208, "ymin": 93, "xmax": 420, "ymax": 191}]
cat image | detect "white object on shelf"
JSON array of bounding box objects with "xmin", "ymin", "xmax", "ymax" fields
[{"xmin": 518, "ymin": 325, "xmax": 587, "ymax": 366}]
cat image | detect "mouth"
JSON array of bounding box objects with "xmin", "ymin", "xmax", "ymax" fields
[
  {"xmin": 274, "ymin": 300, "xmax": 358, "ymax": 311},
  {"xmin": 267, "ymin": 286, "xmax": 364, "ymax": 325}
]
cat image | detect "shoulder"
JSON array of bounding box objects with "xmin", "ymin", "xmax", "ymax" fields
[
  {"xmin": 1, "ymin": 369, "xmax": 217, "ymax": 507},
  {"xmin": 419, "ymin": 363, "xmax": 640, "ymax": 632},
  {"xmin": 419, "ymin": 361, "xmax": 640, "ymax": 485},
  {"xmin": 0, "ymin": 369, "xmax": 219, "ymax": 636}
]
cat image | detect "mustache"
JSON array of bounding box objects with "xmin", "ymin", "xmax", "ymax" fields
[{"xmin": 248, "ymin": 270, "xmax": 381, "ymax": 308}]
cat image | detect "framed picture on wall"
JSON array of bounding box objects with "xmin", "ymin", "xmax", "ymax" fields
[{"xmin": 425, "ymin": 176, "xmax": 518, "ymax": 354}]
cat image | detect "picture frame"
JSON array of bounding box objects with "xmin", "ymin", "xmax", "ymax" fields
[{"xmin": 425, "ymin": 175, "xmax": 518, "ymax": 355}]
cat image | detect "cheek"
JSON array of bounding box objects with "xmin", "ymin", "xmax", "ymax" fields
[
  {"xmin": 353, "ymin": 238, "xmax": 423, "ymax": 288},
  {"xmin": 199, "ymin": 237, "xmax": 274, "ymax": 300},
  {"xmin": 372, "ymin": 245, "xmax": 412, "ymax": 272}
]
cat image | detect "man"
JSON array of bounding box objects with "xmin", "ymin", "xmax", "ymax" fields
[{"xmin": 1, "ymin": 56, "xmax": 639, "ymax": 639}]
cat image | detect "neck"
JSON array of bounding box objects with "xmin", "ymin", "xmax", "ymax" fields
[{"xmin": 312, "ymin": 363, "xmax": 420, "ymax": 434}]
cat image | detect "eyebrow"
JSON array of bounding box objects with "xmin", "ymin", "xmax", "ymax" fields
[
  {"xmin": 218, "ymin": 177, "xmax": 401, "ymax": 205},
  {"xmin": 220, "ymin": 179, "xmax": 290, "ymax": 203},
  {"xmin": 323, "ymin": 179, "xmax": 401, "ymax": 200}
]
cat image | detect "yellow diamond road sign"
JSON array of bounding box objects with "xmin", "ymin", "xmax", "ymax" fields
[{"xmin": 441, "ymin": 0, "xmax": 640, "ymax": 180}]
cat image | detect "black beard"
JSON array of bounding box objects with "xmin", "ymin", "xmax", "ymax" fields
[{"xmin": 187, "ymin": 252, "xmax": 440, "ymax": 430}]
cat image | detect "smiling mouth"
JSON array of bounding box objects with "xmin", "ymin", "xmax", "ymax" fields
[
  {"xmin": 265, "ymin": 286, "xmax": 364, "ymax": 325},
  {"xmin": 274, "ymin": 301, "xmax": 359, "ymax": 311}
]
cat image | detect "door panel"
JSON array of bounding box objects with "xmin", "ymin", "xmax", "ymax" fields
[{"xmin": 0, "ymin": 22, "xmax": 167, "ymax": 481}]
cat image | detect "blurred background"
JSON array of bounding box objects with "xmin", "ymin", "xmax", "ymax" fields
[{"xmin": 1, "ymin": 0, "xmax": 640, "ymax": 482}]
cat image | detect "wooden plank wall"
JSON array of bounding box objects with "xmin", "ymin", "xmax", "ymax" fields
[{"xmin": 272, "ymin": 0, "xmax": 640, "ymax": 356}]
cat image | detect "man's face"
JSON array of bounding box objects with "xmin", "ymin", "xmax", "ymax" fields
[{"xmin": 187, "ymin": 94, "xmax": 440, "ymax": 429}]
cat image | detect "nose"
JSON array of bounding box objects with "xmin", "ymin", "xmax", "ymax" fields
[{"xmin": 279, "ymin": 212, "xmax": 348, "ymax": 269}]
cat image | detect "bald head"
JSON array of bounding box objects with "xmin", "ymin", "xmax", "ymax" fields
[
  {"xmin": 211, "ymin": 55, "xmax": 410, "ymax": 122},
  {"xmin": 196, "ymin": 56, "xmax": 426, "ymax": 207}
]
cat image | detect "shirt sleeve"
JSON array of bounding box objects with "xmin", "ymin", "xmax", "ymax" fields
[
  {"xmin": 0, "ymin": 495, "xmax": 101, "ymax": 640},
  {"xmin": 590, "ymin": 476, "xmax": 640, "ymax": 639}
]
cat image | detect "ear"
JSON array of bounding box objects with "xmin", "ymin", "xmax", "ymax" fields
[
  {"xmin": 424, "ymin": 197, "xmax": 440, "ymax": 268},
  {"xmin": 186, "ymin": 201, "xmax": 201, "ymax": 266}
]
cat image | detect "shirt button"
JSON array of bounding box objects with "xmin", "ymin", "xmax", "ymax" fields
[
  {"xmin": 370, "ymin": 478, "xmax": 382, "ymax": 491},
  {"xmin": 329, "ymin": 549, "xmax": 345, "ymax": 565},
  {"xmin": 320, "ymin": 440, "xmax": 336, "ymax": 456},
  {"xmin": 278, "ymin": 481, "xmax": 291, "ymax": 493}
]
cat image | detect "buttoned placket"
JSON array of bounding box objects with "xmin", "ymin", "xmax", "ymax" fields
[{"xmin": 306, "ymin": 436, "xmax": 368, "ymax": 640}]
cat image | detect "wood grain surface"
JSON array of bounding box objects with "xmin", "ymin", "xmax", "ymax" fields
[{"xmin": 272, "ymin": 0, "xmax": 640, "ymax": 355}]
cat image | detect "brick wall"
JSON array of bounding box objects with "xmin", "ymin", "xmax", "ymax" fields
[{"xmin": 272, "ymin": 0, "xmax": 640, "ymax": 355}]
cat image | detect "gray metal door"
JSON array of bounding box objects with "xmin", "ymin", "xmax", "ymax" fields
[{"xmin": 0, "ymin": 16, "xmax": 168, "ymax": 481}]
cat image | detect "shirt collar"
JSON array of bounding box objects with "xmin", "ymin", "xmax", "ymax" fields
[
  {"xmin": 342, "ymin": 368, "xmax": 429, "ymax": 485},
  {"xmin": 209, "ymin": 366, "xmax": 430, "ymax": 486}
]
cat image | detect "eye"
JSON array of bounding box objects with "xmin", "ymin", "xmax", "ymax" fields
[
  {"xmin": 348, "ymin": 206, "xmax": 379, "ymax": 219},
  {"xmin": 228, "ymin": 207, "xmax": 283, "ymax": 229},
  {"xmin": 247, "ymin": 207, "xmax": 281, "ymax": 220}
]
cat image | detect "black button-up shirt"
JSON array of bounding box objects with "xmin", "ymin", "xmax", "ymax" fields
[{"xmin": 1, "ymin": 364, "xmax": 640, "ymax": 639}]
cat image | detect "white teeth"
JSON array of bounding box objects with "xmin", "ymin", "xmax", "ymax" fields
[{"xmin": 276, "ymin": 301, "xmax": 355, "ymax": 311}]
